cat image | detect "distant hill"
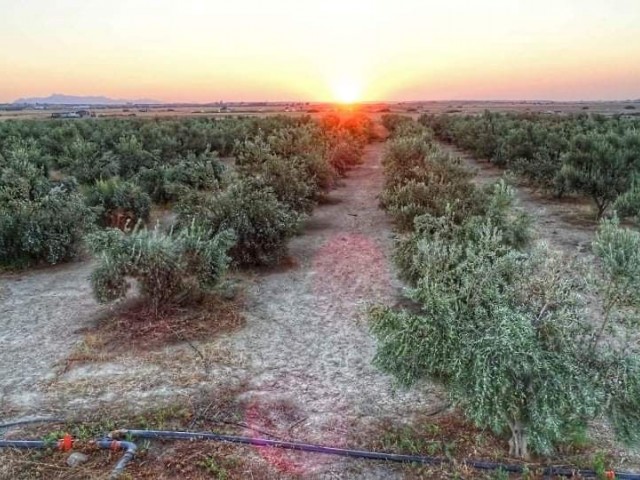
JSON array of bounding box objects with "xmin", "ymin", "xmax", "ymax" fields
[{"xmin": 13, "ymin": 94, "xmax": 161, "ymax": 105}]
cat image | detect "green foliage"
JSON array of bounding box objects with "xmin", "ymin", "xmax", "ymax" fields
[
  {"xmin": 491, "ymin": 469, "xmax": 510, "ymax": 480},
  {"xmin": 372, "ymin": 118, "xmax": 640, "ymax": 460},
  {"xmin": 473, "ymin": 180, "xmax": 532, "ymax": 250},
  {"xmin": 591, "ymin": 218, "xmax": 640, "ymax": 352},
  {"xmin": 84, "ymin": 177, "xmax": 151, "ymax": 228},
  {"xmin": 135, "ymin": 151, "xmax": 224, "ymax": 204},
  {"xmin": 235, "ymin": 135, "xmax": 318, "ymax": 214},
  {"xmin": 381, "ymin": 132, "xmax": 434, "ymax": 189},
  {"xmin": 86, "ymin": 223, "xmax": 235, "ymax": 310},
  {"xmin": 392, "ymin": 181, "xmax": 531, "ymax": 286},
  {"xmin": 198, "ymin": 457, "xmax": 231, "ymax": 479},
  {"xmin": 592, "ymin": 451, "xmax": 608, "ymax": 480},
  {"xmin": 587, "ymin": 220, "xmax": 640, "ymax": 450},
  {"xmin": 381, "ymin": 145, "xmax": 485, "ymax": 231},
  {"xmin": 0, "ymin": 150, "xmax": 94, "ymax": 267},
  {"xmin": 614, "ymin": 175, "xmax": 640, "ymax": 221},
  {"xmin": 0, "ymin": 113, "xmax": 369, "ymax": 272},
  {"xmin": 58, "ymin": 137, "xmax": 120, "ymax": 183},
  {"xmin": 113, "ymin": 134, "xmax": 158, "ymax": 178},
  {"xmin": 373, "ymin": 241, "xmax": 598, "ymax": 457},
  {"xmin": 593, "ymin": 217, "xmax": 640, "ymax": 305},
  {"xmin": 559, "ymin": 132, "xmax": 640, "ymax": 217},
  {"xmin": 178, "ymin": 177, "xmax": 300, "ymax": 266},
  {"xmin": 422, "ymin": 112, "xmax": 640, "ymax": 210},
  {"xmin": 326, "ymin": 134, "xmax": 364, "ymax": 176},
  {"xmin": 381, "ymin": 114, "xmax": 422, "ymax": 136}
]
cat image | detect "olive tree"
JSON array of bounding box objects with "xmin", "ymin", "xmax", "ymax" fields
[
  {"xmin": 372, "ymin": 222, "xmax": 597, "ymax": 459},
  {"xmin": 614, "ymin": 176, "xmax": 640, "ymax": 222},
  {"xmin": 0, "ymin": 149, "xmax": 95, "ymax": 267},
  {"xmin": 84, "ymin": 177, "xmax": 151, "ymax": 228},
  {"xmin": 373, "ymin": 216, "xmax": 640, "ymax": 459},
  {"xmin": 86, "ymin": 223, "xmax": 235, "ymax": 313},
  {"xmin": 559, "ymin": 132, "xmax": 640, "ymax": 218},
  {"xmin": 178, "ymin": 177, "xmax": 300, "ymax": 266},
  {"xmin": 592, "ymin": 217, "xmax": 640, "ymax": 348}
]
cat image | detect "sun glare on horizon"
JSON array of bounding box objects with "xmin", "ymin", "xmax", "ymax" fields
[{"xmin": 332, "ymin": 77, "xmax": 362, "ymax": 104}]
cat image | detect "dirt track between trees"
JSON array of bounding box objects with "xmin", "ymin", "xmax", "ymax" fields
[{"xmin": 206, "ymin": 141, "xmax": 444, "ymax": 477}]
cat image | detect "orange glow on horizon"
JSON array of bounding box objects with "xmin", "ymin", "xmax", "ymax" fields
[{"xmin": 1, "ymin": 0, "xmax": 639, "ymax": 103}]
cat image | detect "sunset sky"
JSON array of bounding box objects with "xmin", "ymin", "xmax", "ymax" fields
[{"xmin": 1, "ymin": 0, "xmax": 639, "ymax": 103}]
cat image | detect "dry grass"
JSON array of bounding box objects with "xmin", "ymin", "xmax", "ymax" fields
[
  {"xmin": 32, "ymin": 290, "xmax": 248, "ymax": 415},
  {"xmin": 64, "ymin": 292, "xmax": 245, "ymax": 367},
  {"xmin": 346, "ymin": 409, "xmax": 620, "ymax": 479}
]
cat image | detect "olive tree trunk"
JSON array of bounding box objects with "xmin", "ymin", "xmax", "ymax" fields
[{"xmin": 508, "ymin": 419, "xmax": 529, "ymax": 460}]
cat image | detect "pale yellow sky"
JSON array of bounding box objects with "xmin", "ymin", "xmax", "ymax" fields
[{"xmin": 1, "ymin": 0, "xmax": 639, "ymax": 102}]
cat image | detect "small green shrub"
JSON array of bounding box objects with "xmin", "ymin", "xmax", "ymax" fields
[
  {"xmin": 238, "ymin": 153, "xmax": 315, "ymax": 214},
  {"xmin": 178, "ymin": 177, "xmax": 300, "ymax": 266},
  {"xmin": 380, "ymin": 150, "xmax": 484, "ymax": 231},
  {"xmin": 234, "ymin": 137, "xmax": 318, "ymax": 214},
  {"xmin": 559, "ymin": 133, "xmax": 640, "ymax": 218},
  {"xmin": 326, "ymin": 135, "xmax": 364, "ymax": 176},
  {"xmin": 86, "ymin": 223, "xmax": 235, "ymax": 311},
  {"xmin": 84, "ymin": 177, "xmax": 151, "ymax": 228},
  {"xmin": 373, "ymin": 239, "xmax": 598, "ymax": 459},
  {"xmin": 113, "ymin": 134, "xmax": 158, "ymax": 178},
  {"xmin": 614, "ymin": 176, "xmax": 640, "ymax": 222},
  {"xmin": 381, "ymin": 133, "xmax": 433, "ymax": 189},
  {"xmin": 59, "ymin": 137, "xmax": 120, "ymax": 184}
]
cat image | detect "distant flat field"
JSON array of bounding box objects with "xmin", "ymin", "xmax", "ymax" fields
[{"xmin": 1, "ymin": 100, "xmax": 639, "ymax": 121}]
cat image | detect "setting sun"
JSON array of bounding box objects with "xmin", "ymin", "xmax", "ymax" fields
[{"xmin": 332, "ymin": 77, "xmax": 361, "ymax": 104}]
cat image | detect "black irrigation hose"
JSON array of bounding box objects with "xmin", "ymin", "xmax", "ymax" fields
[
  {"xmin": 0, "ymin": 418, "xmax": 64, "ymax": 430},
  {"xmin": 113, "ymin": 429, "xmax": 640, "ymax": 479},
  {"xmin": 0, "ymin": 440, "xmax": 48, "ymax": 449},
  {"xmin": 3, "ymin": 430, "xmax": 640, "ymax": 479}
]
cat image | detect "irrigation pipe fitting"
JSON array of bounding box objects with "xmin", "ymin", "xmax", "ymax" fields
[
  {"xmin": 95, "ymin": 438, "xmax": 138, "ymax": 479},
  {"xmin": 0, "ymin": 434, "xmax": 137, "ymax": 480}
]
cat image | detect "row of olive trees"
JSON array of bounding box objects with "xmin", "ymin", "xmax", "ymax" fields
[
  {"xmin": 371, "ymin": 119, "xmax": 640, "ymax": 460},
  {"xmin": 421, "ymin": 112, "xmax": 640, "ymax": 220},
  {"xmin": 86, "ymin": 113, "xmax": 371, "ymax": 309},
  {"xmin": 0, "ymin": 114, "xmax": 371, "ymax": 269}
]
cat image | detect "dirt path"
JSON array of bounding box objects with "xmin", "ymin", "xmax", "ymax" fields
[
  {"xmin": 0, "ymin": 142, "xmax": 443, "ymax": 478},
  {"xmin": 439, "ymin": 142, "xmax": 598, "ymax": 254},
  {"xmin": 223, "ymin": 142, "xmax": 443, "ymax": 477}
]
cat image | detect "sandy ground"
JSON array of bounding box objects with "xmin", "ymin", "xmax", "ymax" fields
[
  {"xmin": 0, "ymin": 142, "xmax": 444, "ymax": 478},
  {"xmin": 225, "ymin": 143, "xmax": 444, "ymax": 476},
  {"xmin": 0, "ymin": 262, "xmax": 104, "ymax": 415}
]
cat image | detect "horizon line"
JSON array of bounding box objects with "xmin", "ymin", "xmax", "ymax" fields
[{"xmin": 7, "ymin": 98, "xmax": 640, "ymax": 105}]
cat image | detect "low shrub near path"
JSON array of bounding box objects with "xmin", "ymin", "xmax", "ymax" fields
[{"xmin": 86, "ymin": 222, "xmax": 235, "ymax": 313}]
